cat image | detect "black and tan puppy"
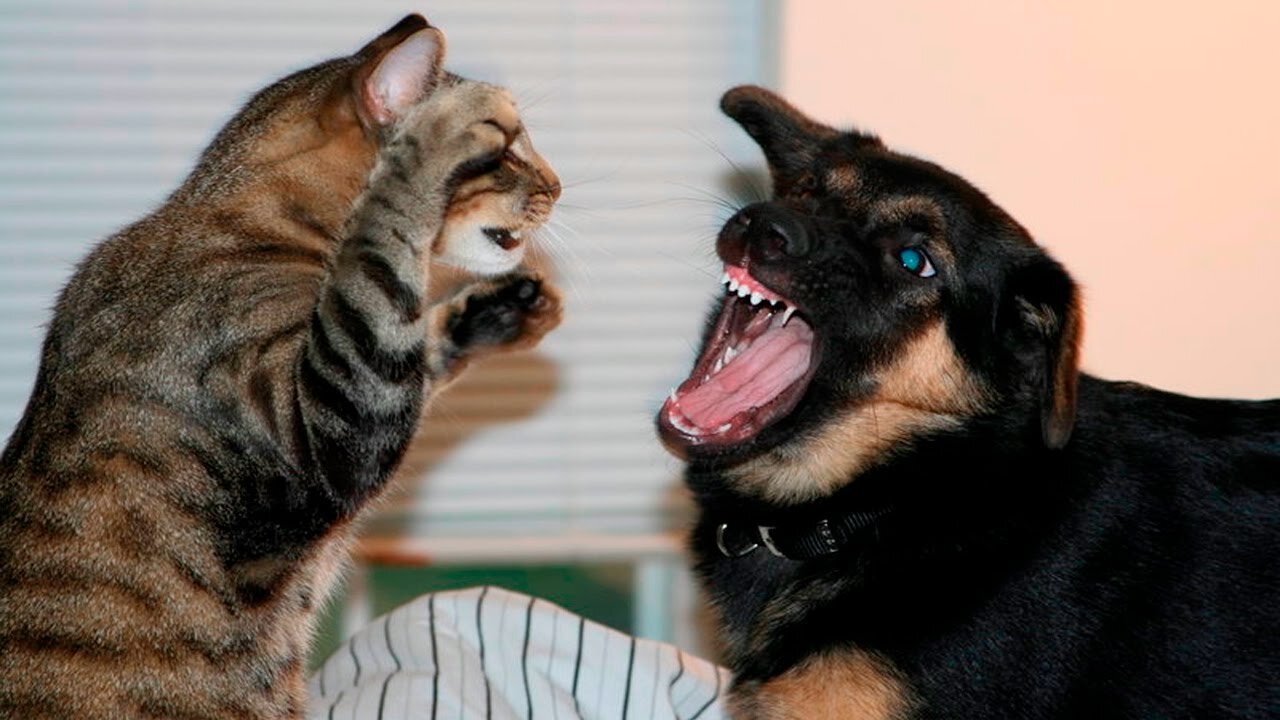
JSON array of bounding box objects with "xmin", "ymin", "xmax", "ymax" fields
[{"xmin": 658, "ymin": 86, "xmax": 1279, "ymax": 719}]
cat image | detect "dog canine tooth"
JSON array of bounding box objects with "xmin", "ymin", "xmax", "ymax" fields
[
  {"xmin": 781, "ymin": 306, "xmax": 797, "ymax": 327},
  {"xmin": 669, "ymin": 411, "xmax": 704, "ymax": 436}
]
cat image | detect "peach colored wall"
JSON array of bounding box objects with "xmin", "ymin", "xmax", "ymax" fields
[{"xmin": 781, "ymin": 2, "xmax": 1280, "ymax": 399}]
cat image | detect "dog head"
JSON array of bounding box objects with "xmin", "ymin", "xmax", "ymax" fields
[{"xmin": 658, "ymin": 86, "xmax": 1082, "ymax": 504}]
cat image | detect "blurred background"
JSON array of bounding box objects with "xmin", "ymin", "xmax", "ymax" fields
[{"xmin": 1, "ymin": 1, "xmax": 1276, "ymax": 668}]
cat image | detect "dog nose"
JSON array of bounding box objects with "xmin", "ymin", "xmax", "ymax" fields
[{"xmin": 720, "ymin": 204, "xmax": 811, "ymax": 265}]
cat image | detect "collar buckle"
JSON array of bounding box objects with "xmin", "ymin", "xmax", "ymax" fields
[
  {"xmin": 715, "ymin": 523, "xmax": 759, "ymax": 558},
  {"xmin": 758, "ymin": 525, "xmax": 785, "ymax": 557}
]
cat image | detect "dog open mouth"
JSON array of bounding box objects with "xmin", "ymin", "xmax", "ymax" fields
[{"xmin": 659, "ymin": 264, "xmax": 818, "ymax": 453}]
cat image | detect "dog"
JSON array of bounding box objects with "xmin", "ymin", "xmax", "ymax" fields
[{"xmin": 657, "ymin": 86, "xmax": 1280, "ymax": 719}]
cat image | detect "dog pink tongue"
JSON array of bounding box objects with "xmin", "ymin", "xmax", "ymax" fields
[{"xmin": 678, "ymin": 319, "xmax": 813, "ymax": 429}]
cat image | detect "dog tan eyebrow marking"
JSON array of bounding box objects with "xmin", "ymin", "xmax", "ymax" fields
[
  {"xmin": 825, "ymin": 165, "xmax": 862, "ymax": 195},
  {"xmin": 728, "ymin": 320, "xmax": 990, "ymax": 504},
  {"xmin": 729, "ymin": 649, "xmax": 915, "ymax": 720},
  {"xmin": 870, "ymin": 196, "xmax": 955, "ymax": 265}
]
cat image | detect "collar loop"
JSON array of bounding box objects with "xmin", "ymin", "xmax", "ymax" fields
[{"xmin": 715, "ymin": 507, "xmax": 891, "ymax": 561}]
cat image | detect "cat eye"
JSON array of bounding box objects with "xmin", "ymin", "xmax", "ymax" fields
[{"xmin": 897, "ymin": 247, "xmax": 936, "ymax": 278}]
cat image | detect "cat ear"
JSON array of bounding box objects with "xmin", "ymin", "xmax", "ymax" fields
[{"xmin": 354, "ymin": 16, "xmax": 447, "ymax": 129}]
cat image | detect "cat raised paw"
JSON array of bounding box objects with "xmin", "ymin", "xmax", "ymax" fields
[{"xmin": 431, "ymin": 271, "xmax": 562, "ymax": 376}]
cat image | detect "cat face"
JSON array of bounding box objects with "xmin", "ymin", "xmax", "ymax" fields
[
  {"xmin": 429, "ymin": 81, "xmax": 561, "ymax": 275},
  {"xmin": 353, "ymin": 20, "xmax": 560, "ymax": 276},
  {"xmin": 175, "ymin": 15, "xmax": 558, "ymax": 276}
]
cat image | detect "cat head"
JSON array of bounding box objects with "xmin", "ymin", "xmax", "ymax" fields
[{"xmin": 176, "ymin": 14, "xmax": 559, "ymax": 276}]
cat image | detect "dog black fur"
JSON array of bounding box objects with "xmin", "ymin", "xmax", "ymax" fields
[{"xmin": 658, "ymin": 86, "xmax": 1280, "ymax": 719}]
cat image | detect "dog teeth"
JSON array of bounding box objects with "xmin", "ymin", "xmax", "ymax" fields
[
  {"xmin": 669, "ymin": 412, "xmax": 700, "ymax": 435},
  {"xmin": 721, "ymin": 271, "xmax": 730, "ymax": 286},
  {"xmin": 724, "ymin": 345, "xmax": 739, "ymax": 364},
  {"xmin": 728, "ymin": 278, "xmax": 740, "ymax": 292},
  {"xmin": 750, "ymin": 291, "xmax": 763, "ymax": 305},
  {"xmin": 736, "ymin": 285, "xmax": 750, "ymax": 298},
  {"xmin": 509, "ymin": 229, "xmax": 522, "ymax": 240},
  {"xmin": 716, "ymin": 423, "xmax": 732, "ymax": 433},
  {"xmin": 781, "ymin": 306, "xmax": 796, "ymax": 326}
]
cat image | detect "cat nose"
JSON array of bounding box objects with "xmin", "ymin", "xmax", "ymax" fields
[
  {"xmin": 543, "ymin": 170, "xmax": 562, "ymax": 202},
  {"xmin": 719, "ymin": 203, "xmax": 811, "ymax": 265},
  {"xmin": 508, "ymin": 135, "xmax": 560, "ymax": 201}
]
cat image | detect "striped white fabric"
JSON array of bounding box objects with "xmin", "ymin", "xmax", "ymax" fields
[{"xmin": 309, "ymin": 586, "xmax": 729, "ymax": 720}]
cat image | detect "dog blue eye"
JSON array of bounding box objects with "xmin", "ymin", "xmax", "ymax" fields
[{"xmin": 898, "ymin": 247, "xmax": 936, "ymax": 278}]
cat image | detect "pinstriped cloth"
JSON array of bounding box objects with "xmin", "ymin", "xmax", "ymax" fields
[{"xmin": 308, "ymin": 586, "xmax": 730, "ymax": 720}]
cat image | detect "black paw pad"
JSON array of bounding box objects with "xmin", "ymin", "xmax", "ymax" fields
[{"xmin": 448, "ymin": 276, "xmax": 542, "ymax": 348}]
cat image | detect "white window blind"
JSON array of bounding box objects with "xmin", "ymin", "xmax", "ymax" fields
[{"xmin": 0, "ymin": 0, "xmax": 776, "ymax": 559}]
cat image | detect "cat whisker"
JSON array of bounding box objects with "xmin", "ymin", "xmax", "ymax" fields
[
  {"xmin": 680, "ymin": 127, "xmax": 769, "ymax": 204},
  {"xmin": 532, "ymin": 225, "xmax": 588, "ymax": 300}
]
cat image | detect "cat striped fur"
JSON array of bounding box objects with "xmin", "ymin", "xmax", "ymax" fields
[{"xmin": 0, "ymin": 14, "xmax": 561, "ymax": 719}]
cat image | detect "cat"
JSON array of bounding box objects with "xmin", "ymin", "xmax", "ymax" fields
[{"xmin": 0, "ymin": 14, "xmax": 561, "ymax": 719}]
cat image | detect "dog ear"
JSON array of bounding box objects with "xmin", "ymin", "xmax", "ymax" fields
[
  {"xmin": 720, "ymin": 86, "xmax": 844, "ymax": 195},
  {"xmin": 1001, "ymin": 256, "xmax": 1082, "ymax": 449}
]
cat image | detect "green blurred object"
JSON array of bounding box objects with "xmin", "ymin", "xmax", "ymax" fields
[{"xmin": 309, "ymin": 563, "xmax": 635, "ymax": 671}]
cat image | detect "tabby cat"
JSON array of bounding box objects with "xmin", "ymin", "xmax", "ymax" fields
[{"xmin": 0, "ymin": 14, "xmax": 561, "ymax": 719}]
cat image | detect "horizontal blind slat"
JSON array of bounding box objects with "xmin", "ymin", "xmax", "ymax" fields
[{"xmin": 0, "ymin": 0, "xmax": 771, "ymax": 546}]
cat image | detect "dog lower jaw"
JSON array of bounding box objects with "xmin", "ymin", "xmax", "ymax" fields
[{"xmin": 657, "ymin": 369, "xmax": 815, "ymax": 457}]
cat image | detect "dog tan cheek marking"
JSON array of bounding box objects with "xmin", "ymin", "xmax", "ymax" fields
[
  {"xmin": 874, "ymin": 320, "xmax": 989, "ymax": 415},
  {"xmin": 730, "ymin": 321, "xmax": 989, "ymax": 504},
  {"xmin": 730, "ymin": 650, "xmax": 913, "ymax": 720}
]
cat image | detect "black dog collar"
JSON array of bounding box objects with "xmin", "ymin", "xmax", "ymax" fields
[{"xmin": 715, "ymin": 506, "xmax": 891, "ymax": 560}]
